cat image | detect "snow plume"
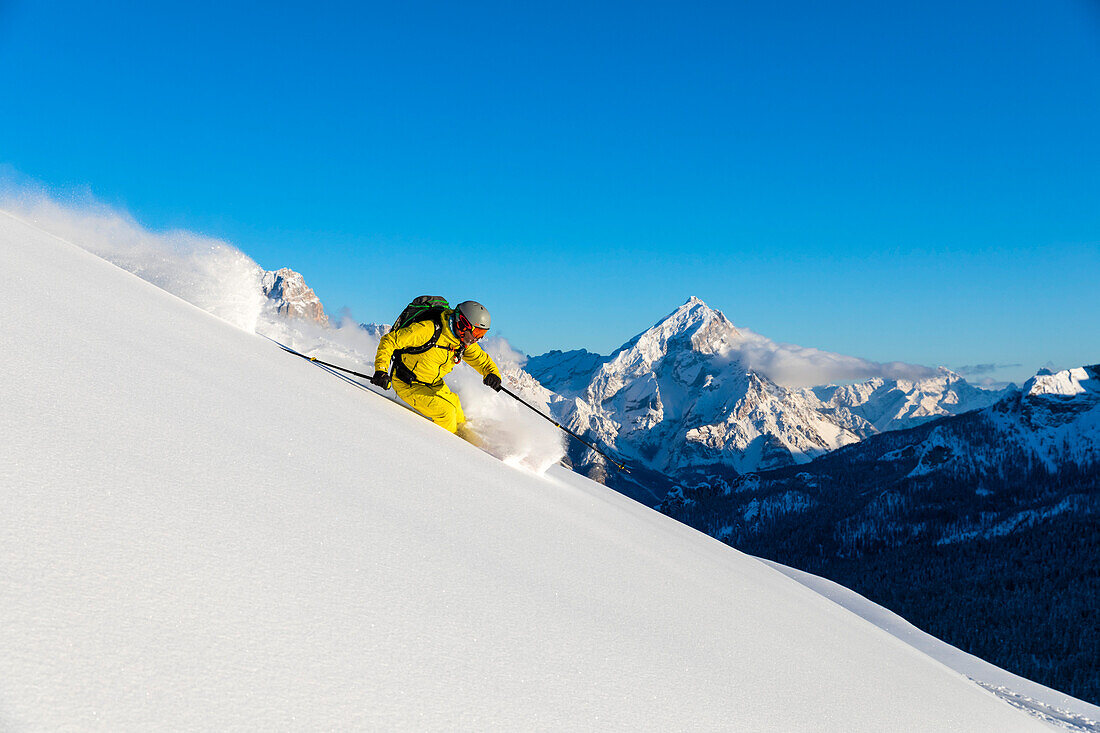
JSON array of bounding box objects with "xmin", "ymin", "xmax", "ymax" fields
[
  {"xmin": 0, "ymin": 185, "xmax": 266, "ymax": 332},
  {"xmin": 0, "ymin": 183, "xmax": 564, "ymax": 470},
  {"xmin": 453, "ymin": 337, "xmax": 567, "ymax": 474},
  {"xmin": 726, "ymin": 327, "xmax": 941, "ymax": 388},
  {"xmin": 257, "ymin": 311, "xmax": 384, "ymax": 377},
  {"xmin": 479, "ymin": 335, "xmax": 528, "ymax": 371},
  {"xmin": 256, "ymin": 321, "xmax": 565, "ymax": 474}
]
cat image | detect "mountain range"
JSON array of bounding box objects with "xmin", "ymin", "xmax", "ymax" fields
[
  {"xmin": 525, "ymin": 297, "xmax": 1014, "ymax": 490},
  {"xmin": 656, "ymin": 363, "xmax": 1100, "ymax": 702},
  {"xmin": 658, "ymin": 364, "xmax": 1100, "ymax": 550},
  {"xmin": 259, "ymin": 271, "xmax": 1099, "ymax": 703}
]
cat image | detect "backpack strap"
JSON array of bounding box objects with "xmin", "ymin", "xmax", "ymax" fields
[
  {"xmin": 397, "ymin": 317, "xmax": 443, "ymax": 357},
  {"xmin": 391, "ymin": 317, "xmax": 450, "ymax": 385}
]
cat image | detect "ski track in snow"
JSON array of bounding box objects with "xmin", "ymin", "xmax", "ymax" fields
[{"xmin": 973, "ymin": 682, "xmax": 1099, "ymax": 732}]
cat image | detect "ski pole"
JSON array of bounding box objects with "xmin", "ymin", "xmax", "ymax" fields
[
  {"xmin": 499, "ymin": 386, "xmax": 630, "ymax": 473},
  {"xmin": 271, "ymin": 341, "xmax": 376, "ymax": 381}
]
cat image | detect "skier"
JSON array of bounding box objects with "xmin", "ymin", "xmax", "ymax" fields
[{"xmin": 370, "ymin": 300, "xmax": 503, "ymax": 435}]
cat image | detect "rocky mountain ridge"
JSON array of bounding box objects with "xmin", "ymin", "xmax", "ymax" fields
[
  {"xmin": 261, "ymin": 268, "xmax": 329, "ymax": 326},
  {"xmin": 527, "ymin": 298, "xmax": 1011, "ymax": 482},
  {"xmin": 804, "ymin": 369, "xmax": 1008, "ymax": 437}
]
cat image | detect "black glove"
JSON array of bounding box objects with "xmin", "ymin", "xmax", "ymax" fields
[
  {"xmin": 370, "ymin": 370, "xmax": 392, "ymax": 390},
  {"xmin": 483, "ymin": 373, "xmax": 503, "ymax": 391}
]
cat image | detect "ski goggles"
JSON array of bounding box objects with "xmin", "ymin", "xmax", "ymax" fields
[{"xmin": 455, "ymin": 311, "xmax": 488, "ymax": 343}]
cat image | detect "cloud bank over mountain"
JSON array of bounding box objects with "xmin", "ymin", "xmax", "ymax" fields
[{"xmin": 724, "ymin": 325, "xmax": 940, "ymax": 388}]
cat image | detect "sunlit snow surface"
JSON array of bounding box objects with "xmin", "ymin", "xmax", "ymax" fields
[
  {"xmin": 0, "ymin": 192, "xmax": 566, "ymax": 475},
  {"xmin": 0, "ymin": 208, "xmax": 1084, "ymax": 730}
]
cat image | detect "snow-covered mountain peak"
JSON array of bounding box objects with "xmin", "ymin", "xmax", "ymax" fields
[
  {"xmin": 842, "ymin": 364, "xmax": 1100, "ymax": 479},
  {"xmin": 261, "ymin": 267, "xmax": 329, "ymax": 326},
  {"xmin": 1024, "ymin": 365, "xmax": 1100, "ymax": 399},
  {"xmin": 935, "ymin": 365, "xmax": 963, "ymax": 381},
  {"xmin": 542, "ymin": 299, "xmax": 874, "ymax": 477},
  {"xmin": 808, "ymin": 368, "xmax": 1007, "ymax": 436},
  {"xmin": 527, "ymin": 298, "xmax": 741, "ymax": 403},
  {"xmin": 658, "ymin": 296, "xmax": 741, "ymax": 353},
  {"xmin": 611, "ymin": 296, "xmax": 741, "ymax": 366},
  {"xmin": 582, "ymin": 299, "xmax": 738, "ymax": 406}
]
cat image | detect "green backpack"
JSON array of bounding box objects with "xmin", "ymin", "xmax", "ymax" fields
[
  {"xmin": 392, "ymin": 295, "xmax": 450, "ymax": 335},
  {"xmin": 389, "ymin": 296, "xmax": 453, "ymax": 383}
]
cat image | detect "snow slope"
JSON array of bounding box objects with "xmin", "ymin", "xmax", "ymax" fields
[
  {"xmin": 0, "ymin": 209, "xmax": 1053, "ymax": 730},
  {"xmin": 767, "ymin": 562, "xmax": 1100, "ymax": 731}
]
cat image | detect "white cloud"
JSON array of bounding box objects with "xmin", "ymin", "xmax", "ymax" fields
[{"xmin": 726, "ymin": 328, "xmax": 940, "ymax": 387}]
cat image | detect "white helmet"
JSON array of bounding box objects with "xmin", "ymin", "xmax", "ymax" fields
[{"xmin": 453, "ymin": 300, "xmax": 490, "ymax": 344}]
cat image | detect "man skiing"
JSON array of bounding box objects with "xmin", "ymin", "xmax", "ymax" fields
[{"xmin": 370, "ymin": 300, "xmax": 503, "ymax": 435}]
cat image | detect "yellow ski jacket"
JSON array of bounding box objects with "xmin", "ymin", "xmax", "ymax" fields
[{"xmin": 374, "ymin": 310, "xmax": 501, "ymax": 386}]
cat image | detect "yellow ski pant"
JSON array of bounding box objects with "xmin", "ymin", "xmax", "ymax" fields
[{"xmin": 393, "ymin": 379, "xmax": 466, "ymax": 433}]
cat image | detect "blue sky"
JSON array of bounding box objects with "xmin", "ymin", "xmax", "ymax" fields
[{"xmin": 2, "ymin": 0, "xmax": 1098, "ymax": 384}]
